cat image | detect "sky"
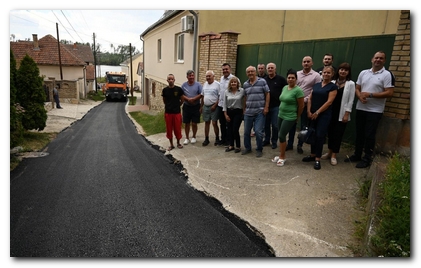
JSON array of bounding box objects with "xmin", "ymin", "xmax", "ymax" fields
[{"xmin": 9, "ymin": 10, "xmax": 165, "ymax": 53}]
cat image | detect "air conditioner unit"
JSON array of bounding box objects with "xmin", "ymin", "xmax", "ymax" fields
[{"xmin": 181, "ymin": 16, "xmax": 194, "ymax": 32}]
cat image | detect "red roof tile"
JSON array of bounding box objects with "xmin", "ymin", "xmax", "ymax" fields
[{"xmin": 10, "ymin": 34, "xmax": 86, "ymax": 67}]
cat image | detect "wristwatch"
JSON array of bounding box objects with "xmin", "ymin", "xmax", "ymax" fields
[{"xmin": 369, "ymin": 93, "xmax": 373, "ymax": 98}]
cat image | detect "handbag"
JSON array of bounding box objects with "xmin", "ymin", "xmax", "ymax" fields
[{"xmin": 298, "ymin": 126, "xmax": 316, "ymax": 145}]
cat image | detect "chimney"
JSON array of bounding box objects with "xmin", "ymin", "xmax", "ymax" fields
[{"xmin": 32, "ymin": 34, "xmax": 39, "ymax": 50}]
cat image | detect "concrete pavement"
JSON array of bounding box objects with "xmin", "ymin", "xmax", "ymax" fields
[{"xmin": 40, "ymin": 91, "xmax": 374, "ymax": 257}]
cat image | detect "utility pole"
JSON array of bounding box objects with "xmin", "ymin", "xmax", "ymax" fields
[
  {"xmin": 93, "ymin": 33, "xmax": 97, "ymax": 93},
  {"xmin": 129, "ymin": 43, "xmax": 133, "ymax": 98},
  {"xmin": 56, "ymin": 23, "xmax": 63, "ymax": 80}
]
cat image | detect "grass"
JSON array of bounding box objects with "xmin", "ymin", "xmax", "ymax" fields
[
  {"xmin": 128, "ymin": 96, "xmax": 137, "ymax": 105},
  {"xmin": 87, "ymin": 90, "xmax": 106, "ymax": 102},
  {"xmin": 129, "ymin": 111, "xmax": 166, "ymax": 136},
  {"xmin": 369, "ymin": 154, "xmax": 410, "ymax": 257},
  {"xmin": 353, "ymin": 153, "xmax": 410, "ymax": 257},
  {"xmin": 10, "ymin": 131, "xmax": 57, "ymax": 171}
]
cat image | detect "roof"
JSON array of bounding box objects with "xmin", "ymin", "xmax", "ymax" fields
[
  {"xmin": 140, "ymin": 10, "xmax": 183, "ymax": 37},
  {"xmin": 64, "ymin": 43, "xmax": 94, "ymax": 64},
  {"xmin": 10, "ymin": 34, "xmax": 86, "ymax": 67}
]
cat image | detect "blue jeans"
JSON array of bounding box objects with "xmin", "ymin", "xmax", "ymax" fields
[
  {"xmin": 243, "ymin": 113, "xmax": 265, "ymax": 152},
  {"xmin": 264, "ymin": 106, "xmax": 279, "ymax": 146}
]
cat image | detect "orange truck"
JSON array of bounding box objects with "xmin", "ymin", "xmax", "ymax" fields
[{"xmin": 104, "ymin": 71, "xmax": 129, "ymax": 101}]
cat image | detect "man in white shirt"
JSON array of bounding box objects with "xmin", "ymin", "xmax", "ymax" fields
[
  {"xmin": 201, "ymin": 70, "xmax": 221, "ymax": 146},
  {"xmin": 345, "ymin": 51, "xmax": 395, "ymax": 168}
]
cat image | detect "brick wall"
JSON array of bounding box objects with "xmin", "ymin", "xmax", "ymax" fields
[
  {"xmin": 375, "ymin": 10, "xmax": 410, "ymax": 155},
  {"xmin": 385, "ymin": 10, "xmax": 410, "ymax": 120},
  {"xmin": 198, "ymin": 31, "xmax": 240, "ymax": 83}
]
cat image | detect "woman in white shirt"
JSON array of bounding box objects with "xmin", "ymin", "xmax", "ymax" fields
[{"xmin": 321, "ymin": 62, "xmax": 355, "ymax": 165}]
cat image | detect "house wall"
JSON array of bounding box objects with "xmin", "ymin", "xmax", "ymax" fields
[
  {"xmin": 129, "ymin": 54, "xmax": 143, "ymax": 89},
  {"xmin": 197, "ymin": 10, "xmax": 401, "ymax": 45},
  {"xmin": 39, "ymin": 65, "xmax": 84, "ymax": 81},
  {"xmin": 143, "ymin": 10, "xmax": 195, "ymax": 88}
]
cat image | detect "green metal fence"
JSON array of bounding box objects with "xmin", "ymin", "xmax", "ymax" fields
[{"xmin": 236, "ymin": 34, "xmax": 395, "ymax": 144}]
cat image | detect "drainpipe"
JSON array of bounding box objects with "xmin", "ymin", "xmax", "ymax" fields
[
  {"xmin": 140, "ymin": 35, "xmax": 145, "ymax": 105},
  {"xmin": 189, "ymin": 10, "xmax": 198, "ymax": 75},
  {"xmin": 83, "ymin": 65, "xmax": 86, "ymax": 98}
]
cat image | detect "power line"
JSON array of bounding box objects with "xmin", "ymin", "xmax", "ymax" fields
[
  {"xmin": 51, "ymin": 10, "xmax": 76, "ymax": 42},
  {"xmin": 60, "ymin": 10, "xmax": 84, "ymax": 43}
]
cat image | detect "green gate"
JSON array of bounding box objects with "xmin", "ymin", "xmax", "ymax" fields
[{"xmin": 236, "ymin": 35, "xmax": 395, "ymax": 144}]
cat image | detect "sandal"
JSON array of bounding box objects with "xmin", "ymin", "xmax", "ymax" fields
[
  {"xmin": 276, "ymin": 159, "xmax": 286, "ymax": 167},
  {"xmin": 167, "ymin": 146, "xmax": 175, "ymax": 151},
  {"xmin": 271, "ymin": 156, "xmax": 280, "ymax": 163},
  {"xmin": 321, "ymin": 153, "xmax": 331, "ymax": 160},
  {"xmin": 234, "ymin": 148, "xmax": 241, "ymax": 153},
  {"xmin": 177, "ymin": 144, "xmax": 183, "ymax": 149}
]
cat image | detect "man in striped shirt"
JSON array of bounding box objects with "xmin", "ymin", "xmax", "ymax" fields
[{"xmin": 242, "ymin": 66, "xmax": 270, "ymax": 158}]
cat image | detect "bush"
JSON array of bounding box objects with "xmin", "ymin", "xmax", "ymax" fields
[
  {"xmin": 16, "ymin": 54, "xmax": 47, "ymax": 131},
  {"xmin": 370, "ymin": 154, "xmax": 410, "ymax": 257}
]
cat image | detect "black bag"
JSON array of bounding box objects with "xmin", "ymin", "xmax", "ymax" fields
[{"xmin": 298, "ymin": 126, "xmax": 316, "ymax": 145}]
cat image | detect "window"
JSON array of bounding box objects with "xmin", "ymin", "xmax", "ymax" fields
[
  {"xmin": 177, "ymin": 34, "xmax": 184, "ymax": 62},
  {"xmin": 157, "ymin": 39, "xmax": 162, "ymax": 62}
]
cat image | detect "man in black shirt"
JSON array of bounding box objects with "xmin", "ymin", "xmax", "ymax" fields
[
  {"xmin": 315, "ymin": 53, "xmax": 336, "ymax": 78},
  {"xmin": 161, "ymin": 74, "xmax": 184, "ymax": 150},
  {"xmin": 263, "ymin": 63, "xmax": 287, "ymax": 149}
]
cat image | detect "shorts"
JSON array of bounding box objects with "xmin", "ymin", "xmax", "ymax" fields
[
  {"xmin": 202, "ymin": 104, "xmax": 219, "ymax": 122},
  {"xmin": 182, "ymin": 104, "xmax": 201, "ymax": 124}
]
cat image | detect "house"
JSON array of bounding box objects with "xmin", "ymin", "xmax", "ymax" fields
[
  {"xmin": 120, "ymin": 52, "xmax": 143, "ymax": 94},
  {"xmin": 10, "ymin": 34, "xmax": 94, "ymax": 102},
  {"xmin": 139, "ymin": 10, "xmax": 410, "ymax": 156}
]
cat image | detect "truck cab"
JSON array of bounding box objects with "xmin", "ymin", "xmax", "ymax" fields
[{"xmin": 104, "ymin": 72, "xmax": 128, "ymax": 101}]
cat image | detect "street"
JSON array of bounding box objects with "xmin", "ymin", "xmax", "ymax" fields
[{"xmin": 10, "ymin": 101, "xmax": 273, "ymax": 257}]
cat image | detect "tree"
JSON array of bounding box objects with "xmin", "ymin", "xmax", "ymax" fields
[
  {"xmin": 10, "ymin": 50, "xmax": 24, "ymax": 147},
  {"xmin": 16, "ymin": 54, "xmax": 47, "ymax": 131}
]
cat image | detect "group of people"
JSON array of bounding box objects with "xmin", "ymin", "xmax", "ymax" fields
[{"xmin": 162, "ymin": 51, "xmax": 394, "ymax": 170}]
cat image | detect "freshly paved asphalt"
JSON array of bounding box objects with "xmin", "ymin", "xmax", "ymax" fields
[
  {"xmin": 10, "ymin": 99, "xmax": 273, "ymax": 257},
  {"xmin": 11, "ymin": 92, "xmax": 376, "ymax": 257}
]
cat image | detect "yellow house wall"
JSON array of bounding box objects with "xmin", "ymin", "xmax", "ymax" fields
[
  {"xmin": 143, "ymin": 11, "xmax": 195, "ymax": 87},
  {"xmin": 197, "ymin": 10, "xmax": 401, "ymax": 44}
]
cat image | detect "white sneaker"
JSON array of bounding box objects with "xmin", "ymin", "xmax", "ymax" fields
[
  {"xmin": 183, "ymin": 139, "xmax": 189, "ymax": 145},
  {"xmin": 190, "ymin": 137, "xmax": 197, "ymax": 144}
]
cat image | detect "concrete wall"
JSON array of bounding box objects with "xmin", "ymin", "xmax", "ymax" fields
[{"xmin": 197, "ymin": 10, "xmax": 401, "ymax": 45}]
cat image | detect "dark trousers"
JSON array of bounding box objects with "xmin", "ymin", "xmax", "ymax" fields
[
  {"xmin": 217, "ymin": 106, "xmax": 227, "ymax": 143},
  {"xmin": 226, "ymin": 108, "xmax": 243, "ymax": 148},
  {"xmin": 54, "ymin": 94, "xmax": 61, "ymax": 108},
  {"xmin": 354, "ymin": 109, "xmax": 383, "ymax": 161},
  {"xmin": 310, "ymin": 112, "xmax": 331, "ymax": 158},
  {"xmin": 264, "ymin": 106, "xmax": 279, "ymax": 146},
  {"xmin": 327, "ymin": 119, "xmax": 348, "ymax": 153},
  {"xmin": 288, "ymin": 104, "xmax": 308, "ymax": 147}
]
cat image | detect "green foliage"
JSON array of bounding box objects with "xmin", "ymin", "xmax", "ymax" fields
[
  {"xmin": 128, "ymin": 96, "xmax": 137, "ymax": 105},
  {"xmin": 370, "ymin": 154, "xmax": 410, "ymax": 257},
  {"xmin": 87, "ymin": 90, "xmax": 105, "ymax": 102},
  {"xmin": 129, "ymin": 111, "xmax": 165, "ymax": 136},
  {"xmin": 10, "ymin": 50, "xmax": 24, "ymax": 147},
  {"xmin": 94, "ymin": 45, "xmax": 139, "ymax": 65},
  {"xmin": 16, "ymin": 54, "xmax": 47, "ymax": 131}
]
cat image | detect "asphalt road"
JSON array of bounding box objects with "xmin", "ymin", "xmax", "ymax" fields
[{"xmin": 10, "ymin": 100, "xmax": 273, "ymax": 257}]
